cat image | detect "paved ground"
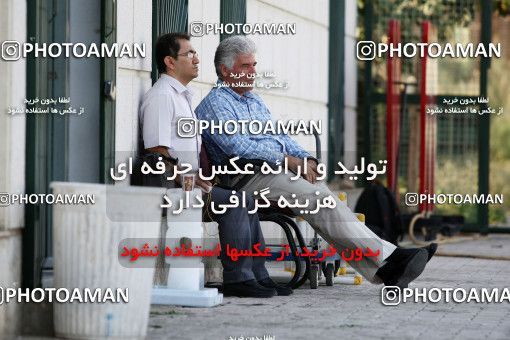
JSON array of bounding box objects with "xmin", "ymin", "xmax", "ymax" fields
[{"xmin": 147, "ymin": 238, "xmax": 510, "ymax": 340}]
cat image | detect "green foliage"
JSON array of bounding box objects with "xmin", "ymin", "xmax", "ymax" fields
[
  {"xmin": 358, "ymin": 0, "xmax": 477, "ymax": 41},
  {"xmin": 496, "ymin": 0, "xmax": 510, "ymax": 16}
]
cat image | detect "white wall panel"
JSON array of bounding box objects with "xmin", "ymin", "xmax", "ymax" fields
[{"xmin": 0, "ymin": 0, "xmax": 26, "ymax": 230}]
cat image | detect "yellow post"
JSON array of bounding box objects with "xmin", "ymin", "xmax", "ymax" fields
[{"xmin": 356, "ymin": 213, "xmax": 365, "ymax": 222}]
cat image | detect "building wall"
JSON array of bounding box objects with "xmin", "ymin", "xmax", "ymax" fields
[
  {"xmin": 0, "ymin": 0, "xmax": 26, "ymax": 336},
  {"xmin": 68, "ymin": 0, "xmax": 101, "ymax": 183},
  {"xmin": 189, "ymin": 0, "xmax": 222, "ymax": 107},
  {"xmin": 244, "ymin": 0, "xmax": 330, "ymax": 237}
]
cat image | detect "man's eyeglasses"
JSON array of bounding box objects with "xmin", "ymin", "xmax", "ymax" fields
[{"xmin": 177, "ymin": 50, "xmax": 198, "ymax": 59}]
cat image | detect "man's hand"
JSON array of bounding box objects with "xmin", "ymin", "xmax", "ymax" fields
[
  {"xmin": 285, "ymin": 155, "xmax": 318, "ymax": 184},
  {"xmin": 307, "ymin": 158, "xmax": 318, "ymax": 173},
  {"xmin": 285, "ymin": 155, "xmax": 303, "ymax": 174}
]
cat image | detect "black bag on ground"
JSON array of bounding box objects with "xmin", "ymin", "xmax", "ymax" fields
[{"xmin": 354, "ymin": 181, "xmax": 404, "ymax": 245}]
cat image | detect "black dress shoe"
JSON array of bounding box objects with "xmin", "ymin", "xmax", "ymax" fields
[
  {"xmin": 422, "ymin": 242, "xmax": 438, "ymax": 261},
  {"xmin": 376, "ymin": 248, "xmax": 428, "ymax": 288},
  {"xmin": 223, "ymin": 279, "xmax": 276, "ymax": 298},
  {"xmin": 258, "ymin": 277, "xmax": 293, "ymax": 296}
]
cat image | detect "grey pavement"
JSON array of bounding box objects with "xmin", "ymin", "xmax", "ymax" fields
[
  {"xmin": 147, "ymin": 251, "xmax": 510, "ymax": 340},
  {"xmin": 18, "ymin": 237, "xmax": 510, "ymax": 340},
  {"xmin": 434, "ymin": 234, "xmax": 510, "ymax": 259}
]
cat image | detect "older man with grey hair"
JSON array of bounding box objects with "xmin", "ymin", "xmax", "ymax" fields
[{"xmin": 196, "ymin": 35, "xmax": 435, "ymax": 289}]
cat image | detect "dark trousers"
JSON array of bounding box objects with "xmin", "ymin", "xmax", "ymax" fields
[{"xmin": 210, "ymin": 186, "xmax": 269, "ymax": 283}]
